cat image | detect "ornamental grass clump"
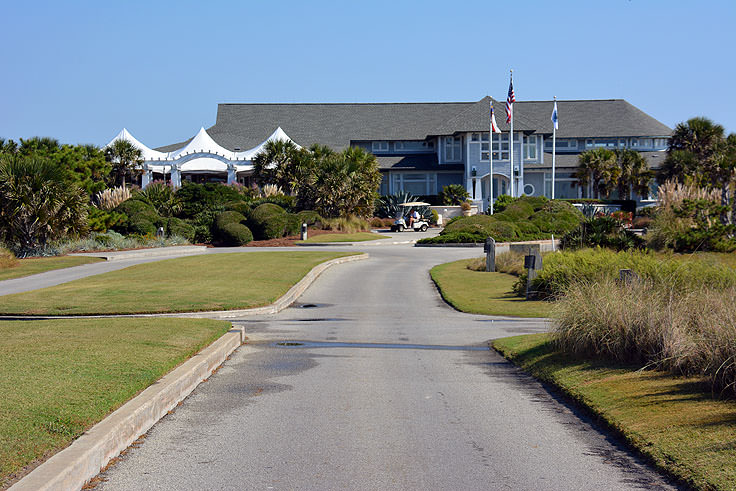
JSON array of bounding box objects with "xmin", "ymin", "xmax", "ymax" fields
[
  {"xmin": 524, "ymin": 247, "xmax": 736, "ymax": 298},
  {"xmin": 553, "ymin": 277, "xmax": 736, "ymax": 397},
  {"xmin": 94, "ymin": 186, "xmax": 131, "ymax": 211},
  {"xmin": 0, "ymin": 247, "xmax": 17, "ymax": 269}
]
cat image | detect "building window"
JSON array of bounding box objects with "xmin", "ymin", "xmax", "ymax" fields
[
  {"xmin": 391, "ymin": 172, "xmax": 437, "ymax": 195},
  {"xmin": 523, "ymin": 183, "xmax": 535, "ymax": 196},
  {"xmin": 394, "ymin": 140, "xmax": 434, "ymax": 152},
  {"xmin": 524, "ymin": 135, "xmax": 537, "ymax": 160},
  {"xmin": 492, "ymin": 134, "xmax": 510, "ymax": 161},
  {"xmin": 372, "ymin": 141, "xmax": 389, "ymax": 152},
  {"xmin": 444, "ymin": 136, "xmax": 462, "ymax": 162}
]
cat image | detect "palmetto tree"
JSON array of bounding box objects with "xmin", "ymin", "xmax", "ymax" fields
[
  {"xmin": 575, "ymin": 148, "xmax": 621, "ymax": 199},
  {"xmin": 659, "ymin": 117, "xmax": 725, "ymax": 185},
  {"xmin": 615, "ymin": 149, "xmax": 654, "ymax": 199},
  {"xmin": 0, "ymin": 155, "xmax": 87, "ymax": 254},
  {"xmin": 104, "ymin": 139, "xmax": 143, "ymax": 188}
]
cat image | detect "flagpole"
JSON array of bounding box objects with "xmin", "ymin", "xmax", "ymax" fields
[
  {"xmin": 489, "ymin": 99, "xmax": 494, "ymax": 215},
  {"xmin": 509, "ymin": 70, "xmax": 514, "ymax": 197},
  {"xmin": 552, "ymin": 96, "xmax": 556, "ymax": 200}
]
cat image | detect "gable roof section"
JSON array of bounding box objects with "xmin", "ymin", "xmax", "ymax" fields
[{"xmin": 155, "ymin": 98, "xmax": 671, "ymax": 152}]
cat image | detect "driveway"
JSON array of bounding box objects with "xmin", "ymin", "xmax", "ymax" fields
[{"xmin": 90, "ymin": 244, "xmax": 675, "ymax": 490}]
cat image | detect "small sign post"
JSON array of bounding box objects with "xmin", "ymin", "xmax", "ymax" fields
[
  {"xmin": 301, "ymin": 223, "xmax": 308, "ymax": 241},
  {"xmin": 484, "ymin": 237, "xmax": 496, "ymax": 272}
]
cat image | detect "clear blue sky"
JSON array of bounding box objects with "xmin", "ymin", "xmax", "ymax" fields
[{"xmin": 1, "ymin": 0, "xmax": 734, "ymax": 148}]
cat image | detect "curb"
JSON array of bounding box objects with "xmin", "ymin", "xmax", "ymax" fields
[
  {"xmin": 0, "ymin": 253, "xmax": 370, "ymax": 321},
  {"xmin": 70, "ymin": 246, "xmax": 207, "ymax": 261},
  {"xmin": 10, "ymin": 326, "xmax": 246, "ymax": 491}
]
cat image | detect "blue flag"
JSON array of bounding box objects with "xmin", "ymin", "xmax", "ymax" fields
[{"xmin": 551, "ymin": 100, "xmax": 559, "ymax": 130}]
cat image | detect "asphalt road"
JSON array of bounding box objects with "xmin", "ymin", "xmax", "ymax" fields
[{"xmin": 85, "ymin": 244, "xmax": 677, "ymax": 490}]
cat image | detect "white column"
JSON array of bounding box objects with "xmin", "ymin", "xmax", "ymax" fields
[
  {"xmin": 141, "ymin": 164, "xmax": 151, "ymax": 189},
  {"xmin": 227, "ymin": 163, "xmax": 237, "ymax": 185},
  {"xmin": 170, "ymin": 163, "xmax": 181, "ymax": 189}
]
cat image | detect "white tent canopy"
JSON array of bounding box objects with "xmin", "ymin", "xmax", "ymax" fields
[
  {"xmin": 168, "ymin": 127, "xmax": 235, "ymax": 160},
  {"xmin": 107, "ymin": 126, "xmax": 301, "ymax": 188},
  {"xmin": 105, "ymin": 128, "xmax": 168, "ymax": 161},
  {"xmin": 235, "ymin": 126, "xmax": 300, "ymax": 160}
]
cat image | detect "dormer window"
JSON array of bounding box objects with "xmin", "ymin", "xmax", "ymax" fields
[{"xmin": 372, "ymin": 141, "xmax": 389, "ymax": 152}]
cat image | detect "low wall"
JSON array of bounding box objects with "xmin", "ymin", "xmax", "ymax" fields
[{"xmin": 430, "ymin": 205, "xmax": 479, "ymax": 225}]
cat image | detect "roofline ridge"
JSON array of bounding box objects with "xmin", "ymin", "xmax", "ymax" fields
[{"xmin": 217, "ymin": 101, "xmax": 478, "ymax": 107}]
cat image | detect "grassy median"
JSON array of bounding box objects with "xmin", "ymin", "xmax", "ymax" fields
[
  {"xmin": 0, "ymin": 251, "xmax": 354, "ymax": 315},
  {"xmin": 0, "ymin": 317, "xmax": 230, "ymax": 488},
  {"xmin": 0, "ymin": 256, "xmax": 103, "ymax": 282},
  {"xmin": 493, "ymin": 333, "xmax": 736, "ymax": 490},
  {"xmin": 430, "ymin": 258, "xmax": 551, "ymax": 317},
  {"xmin": 298, "ymin": 232, "xmax": 389, "ymax": 243}
]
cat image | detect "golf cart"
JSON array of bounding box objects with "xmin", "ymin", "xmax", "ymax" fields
[{"xmin": 391, "ymin": 202, "xmax": 430, "ymax": 232}]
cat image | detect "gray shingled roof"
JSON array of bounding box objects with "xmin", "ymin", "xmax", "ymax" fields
[
  {"xmin": 156, "ymin": 98, "xmax": 671, "ymax": 152},
  {"xmin": 375, "ymin": 154, "xmax": 463, "ymax": 171},
  {"xmin": 532, "ymin": 151, "xmax": 667, "ymax": 169}
]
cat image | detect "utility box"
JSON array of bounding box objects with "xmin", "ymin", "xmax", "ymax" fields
[{"xmin": 301, "ymin": 223, "xmax": 308, "ymax": 241}]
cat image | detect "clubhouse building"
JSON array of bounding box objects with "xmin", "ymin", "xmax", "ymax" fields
[{"xmin": 108, "ymin": 96, "xmax": 672, "ymax": 211}]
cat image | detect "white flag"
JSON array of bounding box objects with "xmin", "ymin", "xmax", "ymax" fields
[{"xmin": 551, "ymin": 100, "xmax": 559, "ymax": 130}]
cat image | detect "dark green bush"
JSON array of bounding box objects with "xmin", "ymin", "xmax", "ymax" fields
[
  {"xmin": 560, "ymin": 216, "xmax": 644, "ymax": 251},
  {"xmin": 285, "ymin": 213, "xmax": 302, "ymax": 236},
  {"xmin": 248, "ymin": 203, "xmax": 289, "ymax": 240},
  {"xmin": 219, "ymin": 222, "xmax": 253, "ymax": 246},
  {"xmin": 166, "ymin": 217, "xmax": 195, "ymax": 242},
  {"xmin": 112, "ymin": 199, "xmax": 163, "ymax": 236},
  {"xmin": 127, "ymin": 216, "xmax": 156, "ymax": 236},
  {"xmin": 213, "ymin": 211, "xmax": 253, "ymax": 246},
  {"xmin": 296, "ymin": 210, "xmax": 323, "ymax": 226},
  {"xmin": 87, "ymin": 207, "xmax": 124, "ymax": 233},
  {"xmin": 250, "ymin": 195, "xmax": 297, "ymax": 212},
  {"xmin": 418, "ymin": 231, "xmax": 488, "ymax": 244},
  {"xmin": 176, "ymin": 182, "xmax": 248, "ymax": 219},
  {"xmin": 224, "ymin": 201, "xmax": 252, "ymax": 218},
  {"xmin": 114, "ymin": 198, "xmax": 158, "ymax": 222},
  {"xmin": 492, "ymin": 194, "xmax": 516, "ymax": 213}
]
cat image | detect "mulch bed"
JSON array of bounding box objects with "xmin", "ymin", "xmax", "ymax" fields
[{"xmin": 245, "ymin": 229, "xmax": 361, "ymax": 247}]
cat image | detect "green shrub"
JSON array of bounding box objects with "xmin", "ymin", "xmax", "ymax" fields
[
  {"xmin": 248, "ymin": 203, "xmax": 289, "ymax": 240},
  {"xmin": 285, "ymin": 213, "xmax": 302, "ymax": 237},
  {"xmin": 561, "ymin": 216, "xmax": 644, "ymax": 251},
  {"xmin": 87, "ymin": 207, "xmax": 125, "ymax": 233},
  {"xmin": 418, "ymin": 231, "xmax": 487, "ymax": 244},
  {"xmin": 296, "ymin": 210, "xmax": 323, "ymax": 226},
  {"xmin": 166, "ymin": 217, "xmax": 195, "ymax": 242},
  {"xmin": 113, "ymin": 199, "xmax": 163, "ymax": 236},
  {"xmin": 493, "ymin": 194, "xmax": 516, "ymax": 213},
  {"xmin": 219, "ymin": 222, "xmax": 253, "ymax": 246},
  {"xmin": 127, "ymin": 216, "xmax": 156, "ymax": 237},
  {"xmin": 175, "ymin": 182, "xmax": 248, "ymax": 219},
  {"xmin": 501, "ymin": 200, "xmax": 535, "ymax": 220},
  {"xmin": 224, "ymin": 201, "xmax": 252, "ymax": 218},
  {"xmin": 249, "ymin": 195, "xmax": 297, "ymax": 212}
]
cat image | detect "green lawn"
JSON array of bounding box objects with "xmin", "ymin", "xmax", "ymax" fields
[
  {"xmin": 0, "ymin": 251, "xmax": 353, "ymax": 315},
  {"xmin": 494, "ymin": 334, "xmax": 736, "ymax": 491},
  {"xmin": 298, "ymin": 232, "xmax": 389, "ymax": 243},
  {"xmin": 0, "ymin": 317, "xmax": 230, "ymax": 487},
  {"xmin": 430, "ymin": 259, "xmax": 551, "ymax": 317},
  {"xmin": 0, "ymin": 256, "xmax": 104, "ymax": 281}
]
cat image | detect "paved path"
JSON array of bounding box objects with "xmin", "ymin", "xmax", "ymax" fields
[{"xmin": 84, "ymin": 245, "xmax": 676, "ymax": 490}]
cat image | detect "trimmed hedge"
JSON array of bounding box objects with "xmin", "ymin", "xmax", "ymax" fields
[
  {"xmin": 430, "ymin": 196, "xmax": 583, "ymax": 243},
  {"xmin": 213, "ymin": 211, "xmax": 252, "ymax": 246},
  {"xmin": 166, "ymin": 217, "xmax": 195, "ymax": 242},
  {"xmin": 113, "ymin": 199, "xmax": 163, "ymax": 237},
  {"xmin": 248, "ymin": 204, "xmax": 288, "ymax": 240}
]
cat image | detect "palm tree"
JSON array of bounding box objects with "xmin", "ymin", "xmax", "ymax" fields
[
  {"xmin": 0, "ymin": 155, "xmax": 87, "ymax": 254},
  {"xmin": 660, "ymin": 117, "xmax": 725, "ymax": 184},
  {"xmin": 575, "ymin": 148, "xmax": 620, "ymax": 199},
  {"xmin": 104, "ymin": 139, "xmax": 143, "ymax": 188},
  {"xmin": 615, "ymin": 149, "xmax": 654, "ymax": 199}
]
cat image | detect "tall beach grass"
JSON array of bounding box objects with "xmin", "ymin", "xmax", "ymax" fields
[{"xmin": 554, "ymin": 276, "xmax": 736, "ymax": 397}]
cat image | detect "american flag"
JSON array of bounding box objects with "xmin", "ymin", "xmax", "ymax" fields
[{"xmin": 506, "ymin": 74, "xmax": 515, "ymax": 123}]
